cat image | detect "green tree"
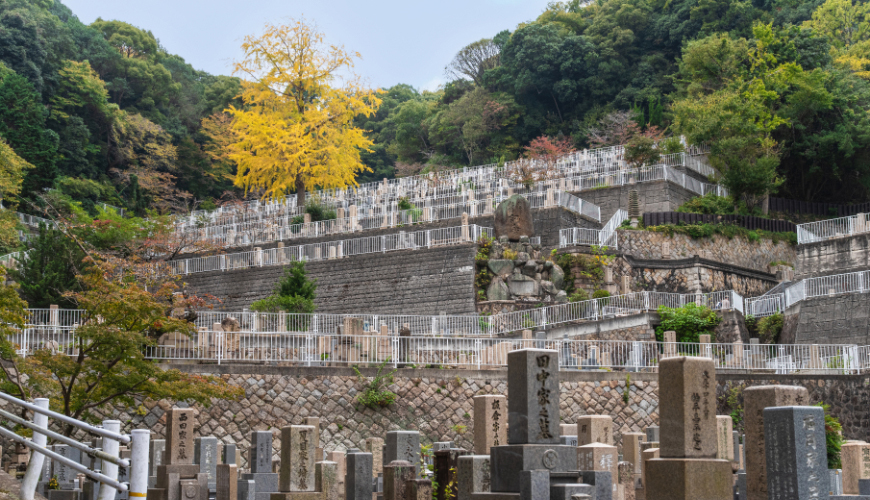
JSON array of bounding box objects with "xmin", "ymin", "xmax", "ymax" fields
[
  {"xmin": 251, "ymin": 261, "xmax": 318, "ymax": 314},
  {"xmin": 10, "ymin": 222, "xmax": 85, "ymax": 308},
  {"xmin": 655, "ymin": 303, "xmax": 722, "ymax": 343},
  {"xmin": 0, "ymin": 63, "xmax": 58, "ymax": 196}
]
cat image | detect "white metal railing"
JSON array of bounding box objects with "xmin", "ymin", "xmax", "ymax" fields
[
  {"xmin": 558, "ymin": 208, "xmax": 628, "ymax": 249},
  {"xmin": 141, "ymin": 333, "xmax": 862, "ymax": 374},
  {"xmin": 797, "ymin": 213, "xmax": 870, "ymax": 244},
  {"xmin": 168, "ymin": 224, "xmax": 491, "ymax": 276},
  {"xmin": 0, "ymin": 392, "xmax": 146, "ymax": 500},
  {"xmin": 16, "ymin": 212, "xmax": 54, "ymax": 228},
  {"xmin": 745, "ymin": 294, "xmax": 784, "ymax": 317}
]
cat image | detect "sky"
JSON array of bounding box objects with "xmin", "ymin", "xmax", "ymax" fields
[{"xmin": 61, "ymin": 0, "xmax": 552, "ymax": 92}]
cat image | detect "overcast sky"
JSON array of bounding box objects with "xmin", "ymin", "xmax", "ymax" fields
[{"xmin": 61, "ymin": 0, "xmax": 551, "ymax": 91}]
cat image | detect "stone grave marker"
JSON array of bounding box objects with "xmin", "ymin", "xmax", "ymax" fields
[
  {"xmin": 715, "ymin": 416, "xmax": 734, "ymax": 461},
  {"xmin": 763, "ymin": 406, "xmax": 829, "ymax": 500},
  {"xmin": 240, "ymin": 431, "xmax": 279, "ymax": 500},
  {"xmin": 278, "ymin": 425, "xmax": 315, "ymax": 492},
  {"xmin": 743, "ymin": 385, "xmax": 809, "ymax": 500},
  {"xmin": 383, "ymin": 461, "xmax": 415, "ymax": 500},
  {"xmin": 621, "ymin": 433, "xmax": 644, "ymax": 475},
  {"xmin": 346, "ymin": 449, "xmax": 373, "ymax": 500},
  {"xmin": 576, "ymin": 416, "xmax": 613, "ymax": 446},
  {"xmin": 194, "ymin": 437, "xmax": 218, "ymax": 490},
  {"xmin": 215, "ymin": 464, "xmax": 237, "ymax": 500},
  {"xmin": 473, "ymin": 395, "xmax": 506, "ymax": 455},
  {"xmin": 456, "ymin": 456, "xmax": 490, "ymax": 500},
  {"xmin": 165, "ymin": 408, "xmax": 195, "ymax": 465},
  {"xmin": 842, "ymin": 442, "xmax": 870, "ymax": 494},
  {"xmin": 644, "ymin": 427, "xmax": 659, "ymax": 443},
  {"xmin": 384, "ymin": 431, "xmax": 420, "ymax": 468},
  {"xmin": 315, "ymin": 461, "xmax": 340, "ymax": 500},
  {"xmin": 644, "ymin": 357, "xmax": 732, "ymax": 500},
  {"xmin": 250, "ymin": 432, "xmax": 273, "ymax": 473},
  {"xmin": 577, "ymin": 443, "xmax": 617, "ymax": 495},
  {"xmin": 434, "ymin": 449, "xmax": 469, "ymax": 500},
  {"xmin": 221, "ymin": 444, "xmax": 236, "ymax": 465},
  {"xmin": 364, "ymin": 438, "xmax": 384, "ymax": 478}
]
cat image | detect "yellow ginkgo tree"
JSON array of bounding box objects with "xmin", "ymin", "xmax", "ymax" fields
[{"xmin": 227, "ymin": 19, "xmax": 382, "ymax": 206}]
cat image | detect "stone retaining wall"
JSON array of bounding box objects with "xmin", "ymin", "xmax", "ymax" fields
[
  {"xmin": 796, "ymin": 232, "xmax": 870, "ymax": 280},
  {"xmin": 576, "ymin": 180, "xmax": 697, "ymax": 223},
  {"xmin": 5, "ymin": 366, "xmax": 870, "ymax": 466},
  {"xmin": 787, "ymin": 293, "xmax": 870, "ymax": 345}
]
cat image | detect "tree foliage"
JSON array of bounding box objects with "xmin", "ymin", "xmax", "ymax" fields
[{"xmin": 227, "ymin": 19, "xmax": 381, "ymax": 206}]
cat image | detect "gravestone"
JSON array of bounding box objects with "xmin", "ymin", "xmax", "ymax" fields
[
  {"xmin": 314, "ymin": 461, "xmax": 340, "ymax": 500},
  {"xmin": 841, "ymin": 442, "xmax": 870, "ymax": 494},
  {"xmin": 346, "ymin": 449, "xmax": 373, "ymax": 500},
  {"xmin": 385, "ymin": 432, "xmax": 420, "ymax": 468},
  {"xmin": 579, "ymin": 471, "xmax": 612, "ymax": 500},
  {"xmin": 644, "ymin": 357, "xmax": 731, "ymax": 500},
  {"xmin": 559, "ymin": 436, "xmax": 578, "ymax": 447},
  {"xmin": 621, "ymin": 433, "xmax": 644, "ymax": 474},
  {"xmin": 240, "ymin": 431, "xmax": 279, "ymax": 500},
  {"xmin": 577, "ymin": 443, "xmax": 617, "ymax": 495},
  {"xmin": 763, "ymin": 406, "xmax": 829, "ymax": 500},
  {"xmin": 743, "ymin": 385, "xmax": 809, "ymax": 500},
  {"xmin": 215, "ymin": 465, "xmax": 237, "ymax": 500},
  {"xmin": 405, "ymin": 479, "xmax": 431, "ymax": 500},
  {"xmin": 278, "ymin": 426, "xmax": 315, "ymax": 492},
  {"xmin": 715, "ymin": 416, "xmax": 734, "ymax": 461},
  {"xmin": 383, "ymin": 461, "xmax": 415, "ymax": 500},
  {"xmin": 150, "ymin": 440, "xmax": 166, "ymax": 477},
  {"xmin": 473, "ymin": 395, "xmax": 507, "ymax": 455},
  {"xmin": 52, "ymin": 445, "xmax": 82, "ymax": 489},
  {"xmin": 238, "ymin": 480, "xmax": 256, "ymax": 500},
  {"xmin": 194, "ymin": 437, "xmax": 218, "ymax": 490},
  {"xmin": 221, "ymin": 444, "xmax": 236, "ymax": 465},
  {"xmin": 831, "ymin": 469, "xmax": 843, "ymax": 495},
  {"xmin": 576, "ymin": 416, "xmax": 613, "ymax": 446},
  {"xmin": 487, "ymin": 349, "xmax": 580, "ymax": 494},
  {"xmin": 165, "ymin": 408, "xmax": 195, "ymax": 465},
  {"xmin": 617, "ymin": 461, "xmax": 635, "ymax": 500},
  {"xmin": 456, "ymin": 456, "xmax": 490, "ymax": 500},
  {"xmin": 364, "ymin": 438, "xmax": 384, "ymax": 478},
  {"xmin": 644, "ymin": 427, "xmax": 659, "ymax": 444}
]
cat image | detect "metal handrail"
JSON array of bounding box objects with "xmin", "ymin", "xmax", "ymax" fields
[{"xmin": 0, "ymin": 391, "xmax": 130, "ymax": 443}]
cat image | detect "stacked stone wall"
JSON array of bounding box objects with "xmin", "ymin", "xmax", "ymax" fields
[
  {"xmin": 789, "ymin": 293, "xmax": 870, "ymax": 345},
  {"xmin": 796, "ymin": 232, "xmax": 870, "ymax": 279},
  {"xmin": 576, "ymin": 180, "xmax": 697, "ymax": 223}
]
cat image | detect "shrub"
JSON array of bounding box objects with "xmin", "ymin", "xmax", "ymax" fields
[
  {"xmin": 676, "ymin": 193, "xmax": 738, "ymax": 215},
  {"xmin": 250, "ymin": 261, "xmax": 317, "ymax": 313},
  {"xmin": 353, "ymin": 359, "xmax": 398, "ymax": 409},
  {"xmin": 503, "ymin": 248, "xmax": 518, "ymax": 260},
  {"xmin": 757, "ymin": 313, "xmax": 784, "ymax": 344},
  {"xmin": 592, "ymin": 289, "xmax": 611, "ymax": 299},
  {"xmin": 655, "ymin": 303, "xmax": 722, "ymax": 343},
  {"xmin": 569, "ymin": 290, "xmax": 589, "ymax": 302},
  {"xmin": 816, "ymin": 402, "xmax": 845, "ymax": 469}
]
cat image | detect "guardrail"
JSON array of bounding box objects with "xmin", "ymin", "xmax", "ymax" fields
[
  {"xmin": 0, "ymin": 391, "xmax": 146, "ymax": 500},
  {"xmin": 796, "ymin": 214, "xmax": 870, "ymax": 244},
  {"xmin": 142, "ymin": 333, "xmax": 862, "ymax": 374},
  {"xmin": 168, "ymin": 224, "xmax": 492, "ymax": 276},
  {"xmin": 745, "ymin": 294, "xmax": 784, "ymax": 317}
]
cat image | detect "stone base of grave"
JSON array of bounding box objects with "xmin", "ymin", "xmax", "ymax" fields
[
  {"xmin": 470, "ymin": 493, "xmax": 520, "ymax": 500},
  {"xmin": 269, "ymin": 493, "xmax": 325, "ymax": 500},
  {"xmin": 644, "ymin": 459, "xmax": 732, "ymax": 500},
  {"xmin": 241, "ymin": 472, "xmax": 279, "ymax": 500},
  {"xmin": 490, "ymin": 445, "xmax": 578, "ymax": 492},
  {"xmin": 48, "ymin": 490, "xmax": 81, "ymax": 500},
  {"xmin": 549, "ymin": 483, "xmax": 595, "ymax": 500}
]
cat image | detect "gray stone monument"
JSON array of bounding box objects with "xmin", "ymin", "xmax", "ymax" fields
[
  {"xmin": 221, "ymin": 444, "xmax": 236, "ymax": 465},
  {"xmin": 346, "ymin": 449, "xmax": 373, "ymax": 500},
  {"xmin": 519, "ymin": 470, "xmax": 549, "ymax": 500},
  {"xmin": 764, "ymin": 406, "xmax": 830, "ymax": 500},
  {"xmin": 385, "ymin": 431, "xmax": 420, "ymax": 467},
  {"xmin": 195, "ymin": 437, "xmax": 219, "ymax": 490},
  {"xmin": 240, "ymin": 431, "xmax": 279, "ymax": 500},
  {"xmin": 278, "ymin": 425, "xmax": 315, "ymax": 492},
  {"xmin": 457, "ymin": 456, "xmax": 490, "ymax": 500}
]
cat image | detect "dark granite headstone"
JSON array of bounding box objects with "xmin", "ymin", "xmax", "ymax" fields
[
  {"xmin": 763, "ymin": 406, "xmax": 829, "ymax": 500},
  {"xmin": 385, "ymin": 431, "xmax": 420, "ymax": 467},
  {"xmin": 346, "ymin": 449, "xmax": 373, "ymax": 500},
  {"xmin": 578, "ymin": 471, "xmax": 612, "ymax": 500},
  {"xmin": 250, "ymin": 432, "xmax": 273, "ymax": 474},
  {"xmin": 507, "ymin": 349, "xmax": 560, "ymax": 445}
]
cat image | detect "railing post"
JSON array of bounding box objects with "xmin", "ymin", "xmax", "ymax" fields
[
  {"xmin": 20, "ymin": 398, "xmax": 49, "ymax": 500},
  {"xmin": 97, "ymin": 420, "xmax": 122, "ymax": 500},
  {"xmin": 129, "ymin": 430, "xmax": 149, "ymax": 500}
]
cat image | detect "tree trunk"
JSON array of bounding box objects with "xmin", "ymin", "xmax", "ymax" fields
[{"xmin": 296, "ymin": 176, "xmax": 306, "ymax": 208}]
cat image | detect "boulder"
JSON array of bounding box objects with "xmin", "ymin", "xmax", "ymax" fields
[
  {"xmin": 488, "ymin": 259, "xmax": 515, "ymax": 277},
  {"xmin": 494, "ymin": 195, "xmax": 534, "ymax": 241},
  {"xmin": 522, "ymin": 260, "xmax": 538, "ymax": 277},
  {"xmin": 541, "ymin": 280, "xmax": 558, "ymax": 295},
  {"xmin": 487, "ymin": 277, "xmax": 510, "ymax": 301},
  {"xmin": 515, "ymin": 252, "xmax": 530, "ymax": 265},
  {"xmin": 555, "ymin": 290, "xmax": 568, "ymax": 303},
  {"xmin": 508, "ymin": 274, "xmax": 539, "ymax": 296}
]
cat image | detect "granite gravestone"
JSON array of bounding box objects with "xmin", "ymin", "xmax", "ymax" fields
[
  {"xmin": 763, "ymin": 406, "xmax": 830, "ymax": 500},
  {"xmin": 215, "ymin": 465, "xmax": 237, "ymax": 500},
  {"xmin": 473, "ymin": 395, "xmax": 507, "ymax": 455},
  {"xmin": 841, "ymin": 442, "xmax": 870, "ymax": 494},
  {"xmin": 240, "ymin": 431, "xmax": 279, "ymax": 500},
  {"xmin": 385, "ymin": 431, "xmax": 420, "ymax": 468},
  {"xmin": 278, "ymin": 426, "xmax": 315, "ymax": 492},
  {"xmin": 743, "ymin": 385, "xmax": 809, "ymax": 500},
  {"xmin": 456, "ymin": 456, "xmax": 491, "ymax": 500},
  {"xmin": 345, "ymin": 449, "xmax": 373, "ymax": 500},
  {"xmin": 487, "ymin": 349, "xmax": 580, "ymax": 494},
  {"xmin": 165, "ymin": 408, "xmax": 195, "ymax": 465},
  {"xmin": 194, "ymin": 437, "xmax": 218, "ymax": 490},
  {"xmin": 383, "ymin": 461, "xmax": 415, "ymax": 500},
  {"xmin": 576, "ymin": 416, "xmax": 613, "ymax": 447},
  {"xmin": 146, "ymin": 408, "xmax": 209, "ymax": 500},
  {"xmin": 644, "ymin": 357, "xmax": 732, "ymax": 500},
  {"xmin": 364, "ymin": 438, "xmax": 384, "ymax": 479}
]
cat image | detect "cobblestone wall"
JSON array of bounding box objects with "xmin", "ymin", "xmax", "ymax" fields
[
  {"xmin": 576, "ymin": 180, "xmax": 697, "ymax": 223},
  {"xmin": 796, "ymin": 232, "xmax": 870, "ymax": 280},
  {"xmin": 617, "ymin": 230, "xmax": 795, "ymax": 273}
]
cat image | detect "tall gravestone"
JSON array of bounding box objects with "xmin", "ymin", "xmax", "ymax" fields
[
  {"xmin": 842, "ymin": 442, "xmax": 870, "ymax": 494},
  {"xmin": 345, "ymin": 449, "xmax": 373, "ymax": 500},
  {"xmin": 487, "ymin": 349, "xmax": 582, "ymax": 495},
  {"xmin": 194, "ymin": 437, "xmax": 218, "ymax": 491},
  {"xmin": 764, "ymin": 406, "xmax": 830, "ymax": 500},
  {"xmin": 493, "ymin": 195, "xmax": 534, "ymax": 241},
  {"xmin": 241, "ymin": 431, "xmax": 279, "ymax": 500},
  {"xmin": 473, "ymin": 395, "xmax": 507, "ymax": 455},
  {"xmin": 645, "ymin": 357, "xmax": 732, "ymax": 500},
  {"xmin": 385, "ymin": 431, "xmax": 420, "ymax": 468},
  {"xmin": 278, "ymin": 425, "xmax": 315, "ymax": 492},
  {"xmin": 146, "ymin": 408, "xmax": 209, "ymax": 500},
  {"xmin": 743, "ymin": 385, "xmax": 809, "ymax": 500}
]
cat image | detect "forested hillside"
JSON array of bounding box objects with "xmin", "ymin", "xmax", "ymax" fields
[
  {"xmin": 0, "ymin": 0, "xmax": 240, "ymax": 216},
  {"xmin": 0, "ymin": 0, "xmax": 869, "ymax": 227}
]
